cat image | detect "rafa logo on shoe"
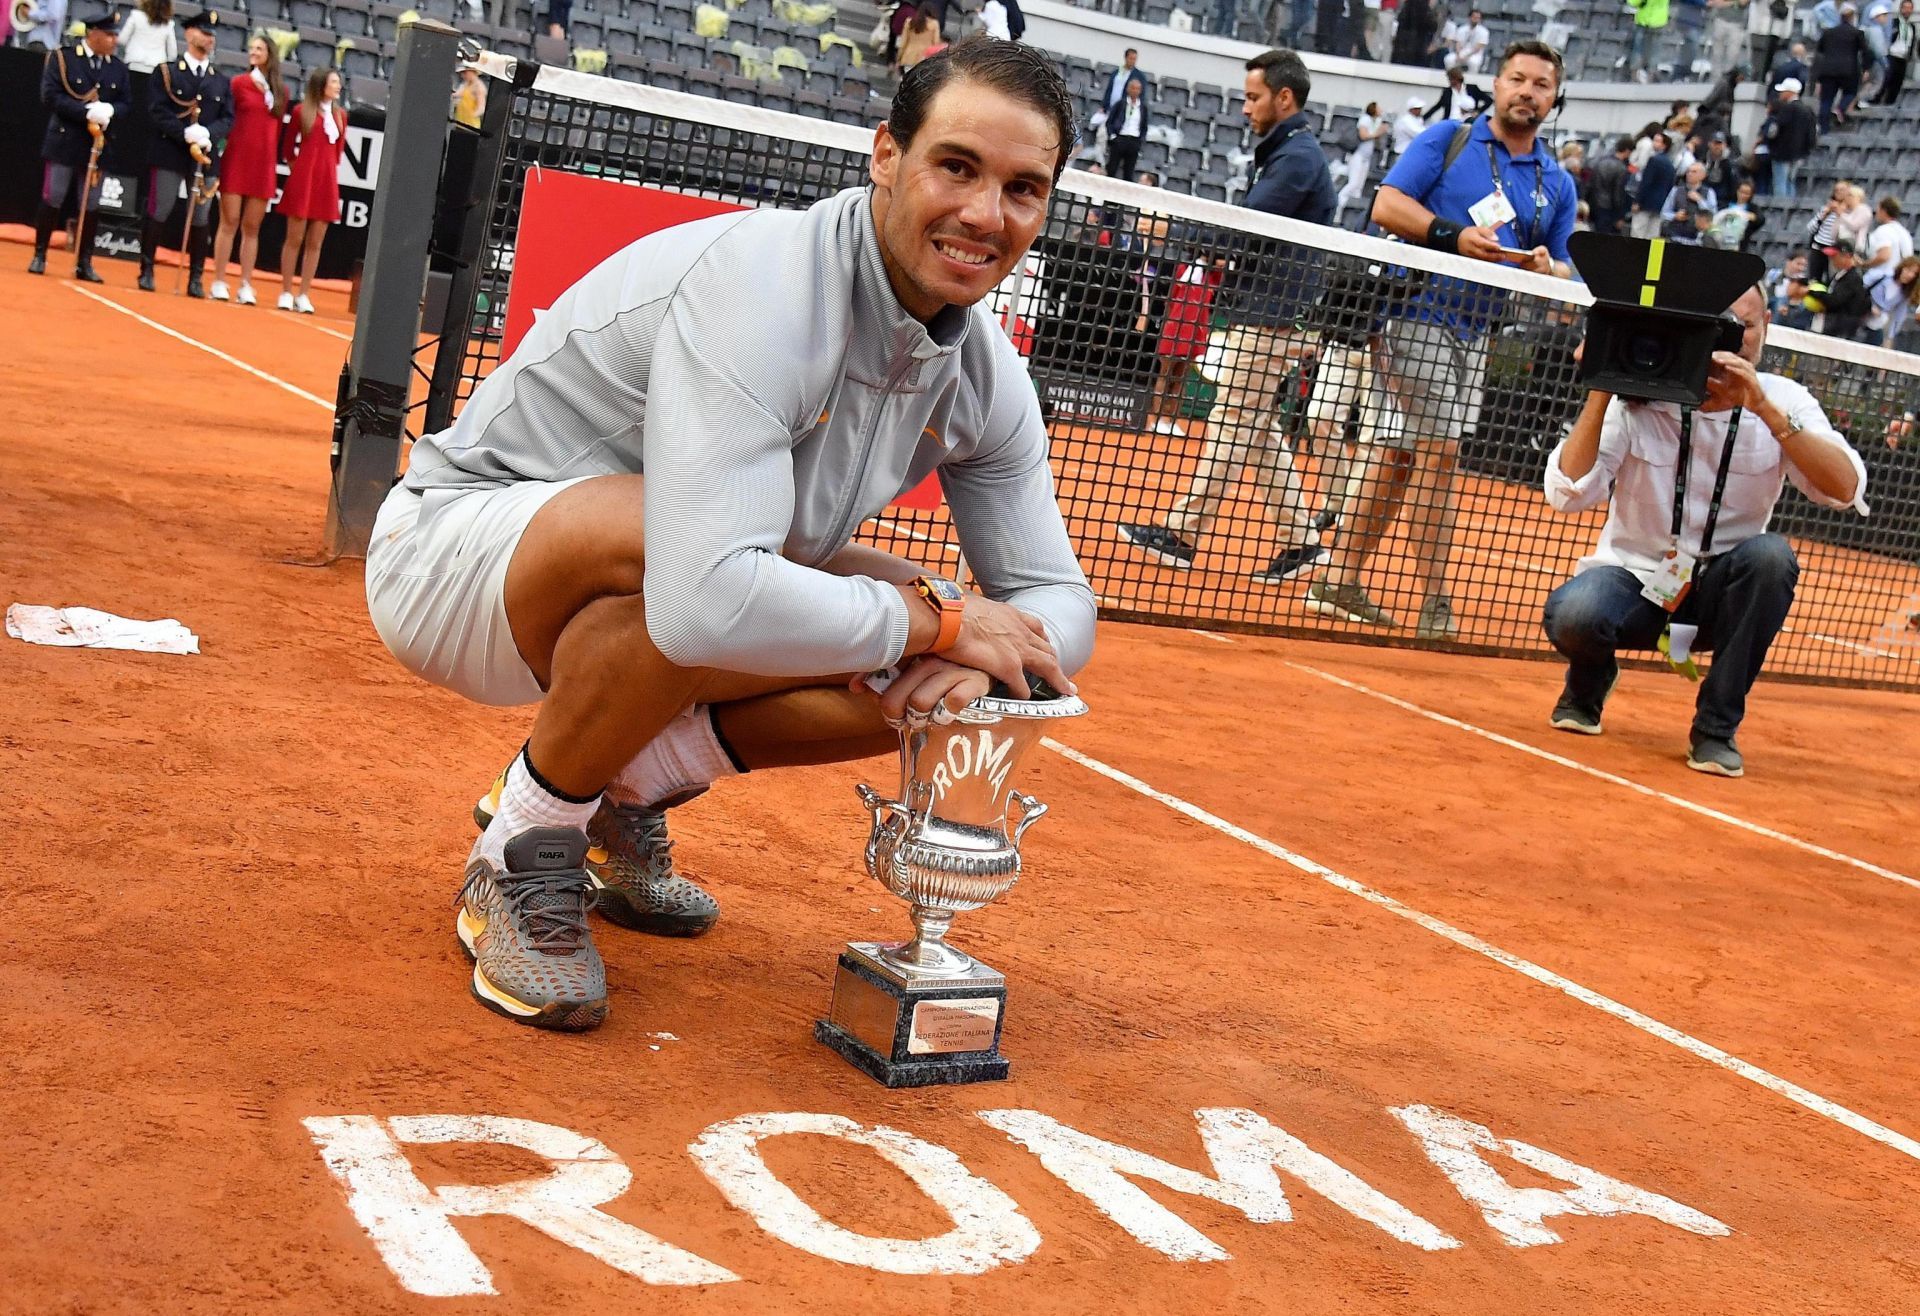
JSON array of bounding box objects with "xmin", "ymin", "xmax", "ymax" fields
[{"xmin": 537, "ymin": 845, "xmax": 571, "ymax": 865}]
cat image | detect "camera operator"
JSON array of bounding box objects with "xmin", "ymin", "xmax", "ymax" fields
[{"xmin": 1540, "ymin": 284, "xmax": 1869, "ymax": 777}]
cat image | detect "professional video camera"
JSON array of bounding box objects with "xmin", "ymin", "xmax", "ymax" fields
[{"xmin": 1567, "ymin": 233, "xmax": 1765, "ymax": 406}]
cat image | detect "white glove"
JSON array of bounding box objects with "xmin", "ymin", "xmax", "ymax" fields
[
  {"xmin": 86, "ymin": 102, "xmax": 113, "ymax": 126},
  {"xmin": 184, "ymin": 124, "xmax": 211, "ymax": 149}
]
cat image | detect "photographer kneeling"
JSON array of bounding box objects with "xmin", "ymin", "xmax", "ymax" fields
[{"xmin": 1540, "ymin": 284, "xmax": 1869, "ymax": 777}]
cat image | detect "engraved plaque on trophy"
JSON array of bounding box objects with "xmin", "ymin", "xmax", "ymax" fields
[{"xmin": 814, "ymin": 683, "xmax": 1088, "ymax": 1087}]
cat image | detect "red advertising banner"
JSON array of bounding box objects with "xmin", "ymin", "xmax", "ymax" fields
[{"xmin": 502, "ymin": 167, "xmax": 943, "ymax": 510}]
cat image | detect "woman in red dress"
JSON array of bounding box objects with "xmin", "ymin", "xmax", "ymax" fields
[
  {"xmin": 276, "ymin": 68, "xmax": 345, "ymax": 314},
  {"xmin": 207, "ymin": 32, "xmax": 284, "ymax": 305}
]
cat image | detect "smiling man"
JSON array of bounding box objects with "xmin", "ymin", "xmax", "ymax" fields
[{"xmin": 364, "ymin": 38, "xmax": 1094, "ymax": 1032}]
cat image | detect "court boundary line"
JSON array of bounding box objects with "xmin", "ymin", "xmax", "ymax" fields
[
  {"xmin": 1042, "ymin": 735, "xmax": 1920, "ymax": 1165},
  {"xmin": 66, "ymin": 283, "xmax": 332, "ymax": 410},
  {"xmin": 1280, "ymin": 659, "xmax": 1920, "ymax": 893}
]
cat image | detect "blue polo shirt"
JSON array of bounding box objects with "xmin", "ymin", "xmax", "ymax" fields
[{"xmin": 1381, "ymin": 115, "xmax": 1578, "ymax": 338}]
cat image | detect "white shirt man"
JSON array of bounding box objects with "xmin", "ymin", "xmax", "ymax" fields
[
  {"xmin": 1443, "ymin": 10, "xmax": 1491, "ymax": 70},
  {"xmin": 1540, "ymin": 288, "xmax": 1868, "ymax": 777},
  {"xmin": 1392, "ymin": 98, "xmax": 1426, "ymax": 154},
  {"xmin": 1866, "ymin": 203, "xmax": 1914, "ymax": 275}
]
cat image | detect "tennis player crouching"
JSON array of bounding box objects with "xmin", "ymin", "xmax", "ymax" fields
[{"xmin": 364, "ymin": 39, "xmax": 1095, "ymax": 1031}]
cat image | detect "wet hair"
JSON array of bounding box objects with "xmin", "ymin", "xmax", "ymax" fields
[
  {"xmin": 1498, "ymin": 39, "xmax": 1565, "ymax": 87},
  {"xmin": 887, "ymin": 36, "xmax": 1079, "ymax": 180},
  {"xmin": 1246, "ymin": 48, "xmax": 1312, "ymax": 107}
]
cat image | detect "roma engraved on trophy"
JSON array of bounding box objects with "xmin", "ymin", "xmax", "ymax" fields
[{"xmin": 814, "ymin": 682, "xmax": 1088, "ymax": 1087}]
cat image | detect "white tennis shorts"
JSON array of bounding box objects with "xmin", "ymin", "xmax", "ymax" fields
[{"xmin": 365, "ymin": 477, "xmax": 592, "ymax": 706}]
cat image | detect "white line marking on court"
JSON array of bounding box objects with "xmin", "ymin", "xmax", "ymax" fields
[
  {"xmin": 67, "ymin": 283, "xmax": 332, "ymax": 409},
  {"xmin": 1456, "ymin": 545, "xmax": 1561, "ymax": 578},
  {"xmin": 1283, "ymin": 660, "xmax": 1920, "ymax": 893},
  {"xmin": 1042, "ymin": 736, "xmax": 1920, "ymax": 1165},
  {"xmin": 871, "ymin": 518, "xmax": 959, "ymax": 556},
  {"xmin": 285, "ymin": 314, "xmax": 354, "ymax": 343},
  {"xmin": 1186, "ymin": 628, "xmax": 1236, "ymax": 644}
]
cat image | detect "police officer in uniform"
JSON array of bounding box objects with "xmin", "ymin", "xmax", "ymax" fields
[
  {"xmin": 140, "ymin": 9, "xmax": 229, "ymax": 296},
  {"xmin": 32, "ymin": 12, "xmax": 132, "ymax": 283}
]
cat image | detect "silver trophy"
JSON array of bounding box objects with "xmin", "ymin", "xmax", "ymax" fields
[{"xmin": 815, "ymin": 685, "xmax": 1088, "ymax": 1086}]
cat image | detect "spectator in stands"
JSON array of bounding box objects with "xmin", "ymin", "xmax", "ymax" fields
[
  {"xmin": 1622, "ymin": 0, "xmax": 1670, "ymax": 82},
  {"xmin": 1769, "ymin": 38, "xmax": 1810, "ymax": 91},
  {"xmin": 978, "ymin": 0, "xmax": 1011, "ymax": 39},
  {"xmin": 1423, "ymin": 65, "xmax": 1491, "ymax": 121},
  {"xmin": 1863, "ymin": 0, "xmax": 1893, "ymax": 95},
  {"xmin": 1814, "ymin": 2, "xmax": 1871, "ymax": 128},
  {"xmin": 886, "ymin": 1, "xmax": 913, "ymax": 67},
  {"xmin": 1776, "ymin": 272, "xmax": 1816, "ymax": 325},
  {"xmin": 1839, "ymin": 181, "xmax": 1874, "ymax": 249},
  {"xmin": 15, "ymin": 0, "xmax": 67, "ymax": 51},
  {"xmin": 1708, "ymin": 0, "xmax": 1750, "ymax": 73},
  {"xmin": 1315, "ymin": 0, "xmax": 1344, "ymax": 53},
  {"xmin": 1590, "ymin": 136, "xmax": 1634, "ymax": 234},
  {"xmin": 1392, "ymin": 95, "xmax": 1426, "ymax": 153},
  {"xmin": 1144, "ymin": 245, "xmax": 1221, "ymax": 436},
  {"xmin": 1391, "ymin": 0, "xmax": 1437, "ymax": 65},
  {"xmin": 276, "ymin": 68, "xmax": 345, "ymax": 315},
  {"xmin": 1105, "ymin": 76, "xmax": 1148, "ymax": 179},
  {"xmin": 1115, "ymin": 47, "xmax": 1336, "ymax": 582},
  {"xmin": 898, "ymin": 3, "xmax": 946, "ymax": 73},
  {"xmin": 1335, "ymin": 100, "xmax": 1387, "ymax": 227},
  {"xmin": 1870, "ymin": 0, "xmax": 1915, "ymax": 101},
  {"xmin": 1759, "ymin": 77, "xmax": 1815, "ymax": 194},
  {"xmin": 206, "ymin": 31, "xmax": 283, "ymax": 307},
  {"xmin": 1865, "ymin": 195, "xmax": 1914, "ymax": 276},
  {"xmin": 1441, "ymin": 6, "xmax": 1489, "ymax": 70},
  {"xmin": 1863, "ymin": 252, "xmax": 1920, "ymax": 340},
  {"xmin": 453, "ymin": 66, "xmax": 486, "ymax": 129},
  {"xmin": 1663, "ymin": 161, "xmax": 1718, "ymax": 225},
  {"xmin": 1812, "ymin": 0, "xmax": 1842, "ymax": 30},
  {"xmin": 1631, "ymin": 131, "xmax": 1677, "ymax": 238},
  {"xmin": 1674, "ymin": 0, "xmax": 1709, "ymax": 74},
  {"xmin": 1557, "ymin": 141, "xmax": 1588, "ymax": 197},
  {"xmin": 1541, "ymin": 283, "xmax": 1867, "ymax": 777},
  {"xmin": 1694, "ymin": 73, "xmax": 1740, "ymax": 142},
  {"xmin": 1816, "ymin": 238, "xmax": 1874, "ymax": 335},
  {"xmin": 118, "ymin": 0, "xmax": 177, "ymax": 73},
  {"xmin": 1700, "ymin": 132, "xmax": 1742, "ymax": 199},
  {"xmin": 1099, "ymin": 47, "xmax": 1147, "ymax": 126},
  {"xmin": 1806, "ymin": 179, "xmax": 1851, "ymax": 279},
  {"xmin": 1372, "ymin": 0, "xmax": 1399, "ymax": 60},
  {"xmin": 546, "ymin": 0, "xmax": 570, "ymax": 39},
  {"xmin": 1711, "ymin": 177, "xmax": 1766, "ymax": 247},
  {"xmin": 1312, "ymin": 40, "xmax": 1577, "ymax": 636}
]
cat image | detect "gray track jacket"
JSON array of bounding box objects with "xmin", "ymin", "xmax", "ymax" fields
[{"xmin": 404, "ymin": 186, "xmax": 1095, "ymax": 679}]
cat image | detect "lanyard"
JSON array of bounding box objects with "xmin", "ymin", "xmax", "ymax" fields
[
  {"xmin": 1671, "ymin": 406, "xmax": 1743, "ymax": 556},
  {"xmin": 1485, "ymin": 140, "xmax": 1548, "ymax": 250}
]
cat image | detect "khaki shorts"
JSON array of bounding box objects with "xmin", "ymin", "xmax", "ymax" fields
[
  {"xmin": 1375, "ymin": 317, "xmax": 1486, "ymax": 450},
  {"xmin": 365, "ymin": 477, "xmax": 593, "ymax": 706}
]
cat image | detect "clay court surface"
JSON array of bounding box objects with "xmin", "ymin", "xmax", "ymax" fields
[{"xmin": 5, "ymin": 255, "xmax": 1920, "ymax": 1314}]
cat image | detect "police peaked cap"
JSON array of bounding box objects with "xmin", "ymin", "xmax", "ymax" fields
[
  {"xmin": 182, "ymin": 9, "xmax": 218, "ymax": 31},
  {"xmin": 85, "ymin": 10, "xmax": 122, "ymax": 29}
]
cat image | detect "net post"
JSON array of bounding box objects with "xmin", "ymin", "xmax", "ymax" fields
[{"xmin": 324, "ymin": 18, "xmax": 463, "ymax": 559}]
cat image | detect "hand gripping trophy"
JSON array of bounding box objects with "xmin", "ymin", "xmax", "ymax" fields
[{"xmin": 815, "ymin": 678, "xmax": 1087, "ymax": 1087}]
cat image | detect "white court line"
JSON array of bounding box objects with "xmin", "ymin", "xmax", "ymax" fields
[
  {"xmin": 870, "ymin": 517, "xmax": 959, "ymax": 556},
  {"xmin": 67, "ymin": 283, "xmax": 331, "ymax": 410},
  {"xmin": 285, "ymin": 314, "xmax": 353, "ymax": 344},
  {"xmin": 1456, "ymin": 544, "xmax": 1560, "ymax": 578},
  {"xmin": 1284, "ymin": 659, "xmax": 1920, "ymax": 893},
  {"xmin": 1186, "ymin": 628, "xmax": 1236, "ymax": 644},
  {"xmin": 1043, "ymin": 735, "xmax": 1920, "ymax": 1165}
]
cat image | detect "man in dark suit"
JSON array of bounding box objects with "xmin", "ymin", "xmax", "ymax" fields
[
  {"xmin": 140, "ymin": 8, "xmax": 230, "ymax": 295},
  {"xmin": 1105, "ymin": 76, "xmax": 1149, "ymax": 180},
  {"xmin": 1098, "ymin": 47, "xmax": 1148, "ymax": 128},
  {"xmin": 32, "ymin": 11, "xmax": 131, "ymax": 281}
]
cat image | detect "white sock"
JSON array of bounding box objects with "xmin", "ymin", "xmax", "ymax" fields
[
  {"xmin": 608, "ymin": 704, "xmax": 739, "ymax": 807},
  {"xmin": 476, "ymin": 749, "xmax": 600, "ymax": 868}
]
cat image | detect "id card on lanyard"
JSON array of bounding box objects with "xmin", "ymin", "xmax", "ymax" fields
[
  {"xmin": 1642, "ymin": 405, "xmax": 1743, "ymax": 612},
  {"xmin": 1467, "ymin": 141, "xmax": 1548, "ymax": 249}
]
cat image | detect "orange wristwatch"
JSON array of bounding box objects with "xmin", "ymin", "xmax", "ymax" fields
[{"xmin": 913, "ymin": 575, "xmax": 966, "ymax": 654}]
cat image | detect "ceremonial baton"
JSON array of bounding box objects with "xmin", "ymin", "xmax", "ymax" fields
[{"xmin": 174, "ymin": 102, "xmax": 208, "ymax": 296}]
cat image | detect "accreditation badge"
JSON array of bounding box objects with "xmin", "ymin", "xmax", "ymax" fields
[
  {"xmin": 1468, "ymin": 189, "xmax": 1517, "ymax": 230},
  {"xmin": 1641, "ymin": 547, "xmax": 1697, "ymax": 612}
]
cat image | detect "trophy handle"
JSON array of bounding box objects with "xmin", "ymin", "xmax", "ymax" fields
[
  {"xmin": 856, "ymin": 783, "xmax": 910, "ymax": 825},
  {"xmin": 1007, "ymin": 790, "xmax": 1049, "ymax": 844}
]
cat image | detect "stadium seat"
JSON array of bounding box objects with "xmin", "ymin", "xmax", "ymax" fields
[
  {"xmin": 601, "ymin": 13, "xmax": 640, "ymax": 52},
  {"xmin": 1158, "ymin": 75, "xmax": 1191, "ymax": 113},
  {"xmin": 1191, "ymin": 85, "xmax": 1223, "ymax": 120},
  {"xmin": 670, "ymin": 31, "xmax": 706, "ymax": 64},
  {"xmin": 640, "ymin": 28, "xmax": 673, "ymax": 60},
  {"xmin": 794, "ymin": 88, "xmax": 831, "ymax": 120},
  {"xmin": 827, "ymin": 95, "xmax": 868, "ymax": 126},
  {"xmin": 328, "ymin": 0, "xmax": 374, "ymax": 35},
  {"xmin": 684, "ymin": 65, "xmax": 723, "ymax": 98},
  {"xmin": 349, "ymin": 73, "xmax": 390, "ymax": 109},
  {"xmin": 372, "ymin": 2, "xmax": 408, "ymax": 42},
  {"xmin": 641, "ymin": 57, "xmax": 686, "ymax": 90},
  {"xmin": 758, "ymin": 85, "xmax": 796, "ymax": 114},
  {"xmin": 609, "ymin": 51, "xmax": 647, "ymax": 82}
]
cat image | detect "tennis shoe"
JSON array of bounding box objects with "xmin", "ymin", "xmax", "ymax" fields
[
  {"xmin": 1115, "ymin": 522, "xmax": 1198, "ymax": 569},
  {"xmin": 456, "ymin": 826, "xmax": 607, "ymax": 1030},
  {"xmin": 1304, "ymin": 580, "xmax": 1398, "ymax": 627},
  {"xmin": 1415, "ymin": 595, "xmax": 1459, "ymax": 641},
  {"xmin": 475, "ymin": 771, "xmax": 719, "ymax": 937},
  {"xmin": 1686, "ymin": 734, "xmax": 1744, "ymax": 778},
  {"xmin": 236, "ymin": 282, "xmax": 257, "ymax": 306},
  {"xmin": 276, "ymin": 291, "xmax": 295, "ymax": 310},
  {"xmin": 209, "ymin": 279, "xmax": 229, "ymax": 301},
  {"xmin": 294, "ymin": 294, "xmax": 316, "ymax": 314},
  {"xmin": 1249, "ymin": 543, "xmax": 1327, "ymax": 585}
]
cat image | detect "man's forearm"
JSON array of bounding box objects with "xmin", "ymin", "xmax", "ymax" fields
[
  {"xmin": 1558, "ymin": 390, "xmax": 1612, "ymax": 480},
  {"xmin": 1754, "ymin": 397, "xmax": 1863, "ymax": 502},
  {"xmin": 1372, "ymin": 186, "xmax": 1441, "ymax": 246}
]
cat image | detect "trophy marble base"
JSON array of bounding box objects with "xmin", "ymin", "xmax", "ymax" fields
[{"xmin": 814, "ymin": 943, "xmax": 1010, "ymax": 1088}]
